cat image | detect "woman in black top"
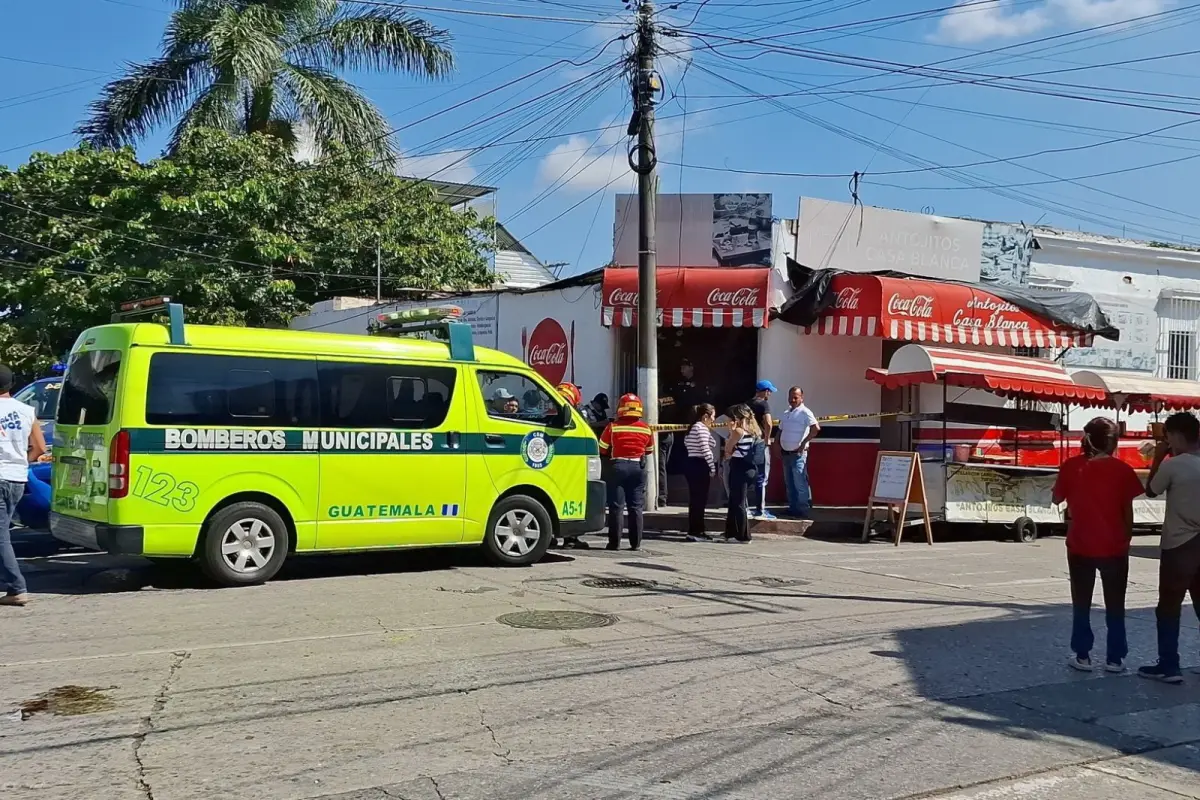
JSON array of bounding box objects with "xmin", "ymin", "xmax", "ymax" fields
[{"xmin": 723, "ymin": 404, "xmax": 763, "ymax": 542}]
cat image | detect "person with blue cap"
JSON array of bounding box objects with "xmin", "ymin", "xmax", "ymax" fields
[{"xmin": 748, "ymin": 379, "xmax": 776, "ymax": 519}]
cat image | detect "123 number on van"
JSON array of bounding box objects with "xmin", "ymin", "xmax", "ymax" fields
[{"xmin": 132, "ymin": 466, "xmax": 200, "ymax": 512}]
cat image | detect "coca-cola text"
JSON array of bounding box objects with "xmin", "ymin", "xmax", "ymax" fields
[
  {"xmin": 834, "ymin": 287, "xmax": 861, "ymax": 310},
  {"xmin": 886, "ymin": 293, "xmax": 935, "ymax": 319}
]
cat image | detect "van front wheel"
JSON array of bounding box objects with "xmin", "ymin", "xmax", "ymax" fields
[
  {"xmin": 483, "ymin": 496, "xmax": 552, "ymax": 567},
  {"xmin": 199, "ymin": 502, "xmax": 289, "ymax": 586}
]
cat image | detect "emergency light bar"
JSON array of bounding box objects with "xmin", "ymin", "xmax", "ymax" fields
[
  {"xmin": 370, "ymin": 305, "xmax": 475, "ymax": 361},
  {"xmin": 112, "ymin": 296, "xmax": 187, "ymax": 346},
  {"xmin": 376, "ymin": 305, "xmax": 463, "ymax": 328},
  {"xmin": 118, "ymin": 296, "xmax": 172, "ymax": 313}
]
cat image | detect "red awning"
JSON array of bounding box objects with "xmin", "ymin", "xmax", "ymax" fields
[
  {"xmin": 1071, "ymin": 370, "xmax": 1200, "ymax": 412},
  {"xmin": 807, "ymin": 273, "xmax": 1093, "ymax": 348},
  {"xmin": 865, "ymin": 344, "xmax": 1110, "ymax": 402},
  {"xmin": 601, "ymin": 267, "xmax": 770, "ymax": 328}
]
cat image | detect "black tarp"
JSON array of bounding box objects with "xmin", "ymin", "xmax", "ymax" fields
[{"xmin": 775, "ymin": 258, "xmax": 1119, "ymax": 341}]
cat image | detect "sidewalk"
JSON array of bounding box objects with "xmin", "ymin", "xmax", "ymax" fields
[{"xmin": 643, "ymin": 504, "xmax": 867, "ymax": 538}]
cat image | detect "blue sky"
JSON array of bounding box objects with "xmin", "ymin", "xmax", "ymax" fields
[{"xmin": 3, "ymin": 0, "xmax": 1200, "ymax": 277}]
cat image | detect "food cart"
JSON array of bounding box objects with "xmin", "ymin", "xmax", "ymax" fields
[{"xmin": 863, "ymin": 344, "xmax": 1200, "ymax": 542}]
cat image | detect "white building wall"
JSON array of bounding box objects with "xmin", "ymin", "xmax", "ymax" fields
[
  {"xmin": 1031, "ymin": 231, "xmax": 1200, "ymax": 432},
  {"xmin": 289, "ymin": 284, "xmax": 616, "ymax": 400}
]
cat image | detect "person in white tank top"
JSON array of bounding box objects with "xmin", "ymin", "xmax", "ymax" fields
[{"xmin": 1, "ymin": 363, "xmax": 47, "ymax": 606}]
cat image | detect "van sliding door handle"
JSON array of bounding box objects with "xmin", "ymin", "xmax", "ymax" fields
[
  {"xmin": 484, "ymin": 434, "xmax": 505, "ymax": 447},
  {"xmin": 446, "ymin": 432, "xmax": 460, "ymax": 449}
]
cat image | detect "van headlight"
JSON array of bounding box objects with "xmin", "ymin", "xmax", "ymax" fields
[{"xmin": 587, "ymin": 456, "xmax": 602, "ymax": 481}]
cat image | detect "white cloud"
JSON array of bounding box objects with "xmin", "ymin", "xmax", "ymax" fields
[
  {"xmin": 534, "ymin": 109, "xmax": 701, "ymax": 195},
  {"xmin": 933, "ymin": 0, "xmax": 1167, "ymax": 43},
  {"xmin": 536, "ymin": 127, "xmax": 635, "ymax": 193},
  {"xmin": 396, "ymin": 149, "xmax": 478, "ymax": 185},
  {"xmin": 1050, "ymin": 0, "xmax": 1166, "ymax": 25},
  {"xmin": 934, "ymin": 0, "xmax": 1051, "ymax": 43}
]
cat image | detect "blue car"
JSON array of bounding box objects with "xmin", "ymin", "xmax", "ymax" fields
[{"xmin": 12, "ymin": 377, "xmax": 60, "ymax": 529}]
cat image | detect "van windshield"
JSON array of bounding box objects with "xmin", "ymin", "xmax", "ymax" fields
[{"xmin": 58, "ymin": 350, "xmax": 122, "ymax": 426}]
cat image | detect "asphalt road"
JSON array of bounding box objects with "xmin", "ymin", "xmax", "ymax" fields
[{"xmin": 2, "ymin": 528, "xmax": 1199, "ymax": 800}]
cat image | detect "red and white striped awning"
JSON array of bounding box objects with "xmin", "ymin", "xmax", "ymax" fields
[
  {"xmin": 1071, "ymin": 370, "xmax": 1200, "ymax": 412},
  {"xmin": 600, "ymin": 267, "xmax": 770, "ymax": 328},
  {"xmin": 865, "ymin": 344, "xmax": 1110, "ymax": 403},
  {"xmin": 804, "ymin": 273, "xmax": 1094, "ymax": 347}
]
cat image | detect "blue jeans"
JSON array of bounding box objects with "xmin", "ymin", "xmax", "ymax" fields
[
  {"xmin": 753, "ymin": 452, "xmax": 770, "ymax": 516},
  {"xmin": 1, "ymin": 479, "xmax": 28, "ymax": 596},
  {"xmin": 1068, "ymin": 553, "xmax": 1128, "ymax": 664},
  {"xmin": 782, "ymin": 450, "xmax": 812, "ymax": 517}
]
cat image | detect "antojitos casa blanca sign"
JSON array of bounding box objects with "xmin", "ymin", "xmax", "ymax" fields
[
  {"xmin": 522, "ymin": 317, "xmax": 574, "ymax": 386},
  {"xmin": 808, "ymin": 273, "xmax": 1082, "ymax": 343}
]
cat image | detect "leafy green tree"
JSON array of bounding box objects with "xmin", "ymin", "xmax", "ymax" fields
[
  {"xmin": 0, "ymin": 129, "xmax": 493, "ymax": 375},
  {"xmin": 77, "ymin": 0, "xmax": 453, "ymax": 164}
]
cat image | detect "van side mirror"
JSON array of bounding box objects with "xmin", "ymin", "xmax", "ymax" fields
[{"xmin": 551, "ymin": 403, "xmax": 572, "ymax": 430}]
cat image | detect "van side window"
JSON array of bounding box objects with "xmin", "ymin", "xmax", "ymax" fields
[
  {"xmin": 146, "ymin": 354, "xmax": 318, "ymax": 427},
  {"xmin": 318, "ymin": 363, "xmax": 456, "ymax": 430},
  {"xmin": 477, "ymin": 371, "xmax": 560, "ymax": 425}
]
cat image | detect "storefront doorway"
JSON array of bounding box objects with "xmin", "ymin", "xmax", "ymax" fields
[
  {"xmin": 618, "ymin": 326, "xmax": 759, "ymax": 504},
  {"xmin": 617, "ymin": 327, "xmax": 759, "ymax": 415}
]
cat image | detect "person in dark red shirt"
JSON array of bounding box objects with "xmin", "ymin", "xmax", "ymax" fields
[
  {"xmin": 1053, "ymin": 416, "xmax": 1145, "ymax": 673},
  {"xmin": 598, "ymin": 394, "xmax": 655, "ymax": 551}
]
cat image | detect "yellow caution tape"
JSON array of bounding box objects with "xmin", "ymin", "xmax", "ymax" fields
[{"xmin": 647, "ymin": 410, "xmax": 908, "ymax": 433}]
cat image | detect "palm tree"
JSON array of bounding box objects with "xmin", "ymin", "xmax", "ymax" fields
[{"xmin": 77, "ymin": 0, "xmax": 452, "ymax": 164}]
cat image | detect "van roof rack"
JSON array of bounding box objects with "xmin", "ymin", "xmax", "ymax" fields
[
  {"xmin": 371, "ymin": 305, "xmax": 475, "ymax": 362},
  {"xmin": 113, "ymin": 296, "xmax": 187, "ymax": 345}
]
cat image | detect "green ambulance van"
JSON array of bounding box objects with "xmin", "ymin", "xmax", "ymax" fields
[{"xmin": 49, "ymin": 300, "xmax": 606, "ymax": 586}]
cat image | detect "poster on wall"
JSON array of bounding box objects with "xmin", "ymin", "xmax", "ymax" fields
[
  {"xmin": 796, "ymin": 197, "xmax": 984, "ymax": 283},
  {"xmin": 979, "ymin": 223, "xmax": 1035, "ymax": 286},
  {"xmin": 613, "ymin": 193, "xmax": 773, "ymax": 267},
  {"xmin": 404, "ymin": 294, "xmax": 498, "ymax": 349},
  {"xmin": 1061, "ymin": 293, "xmax": 1157, "ymax": 372}
]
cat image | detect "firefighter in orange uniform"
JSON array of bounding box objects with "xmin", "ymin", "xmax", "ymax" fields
[{"xmin": 598, "ymin": 393, "xmax": 655, "ymax": 551}]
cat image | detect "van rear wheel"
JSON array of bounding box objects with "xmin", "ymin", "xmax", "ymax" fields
[
  {"xmin": 199, "ymin": 502, "xmax": 289, "ymax": 586},
  {"xmin": 483, "ymin": 495, "xmax": 552, "ymax": 567}
]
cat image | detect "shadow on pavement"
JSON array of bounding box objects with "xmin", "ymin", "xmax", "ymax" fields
[{"xmin": 15, "ymin": 529, "xmax": 576, "ymax": 595}]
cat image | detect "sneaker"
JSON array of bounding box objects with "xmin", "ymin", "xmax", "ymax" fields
[
  {"xmin": 605, "ymin": 543, "xmax": 620, "ymax": 552},
  {"xmin": 1137, "ymin": 663, "xmax": 1184, "ymax": 684},
  {"xmin": 1067, "ymin": 655, "xmax": 1093, "ymax": 672},
  {"xmin": 759, "ymin": 511, "xmax": 778, "ymax": 521},
  {"xmin": 0, "ymin": 593, "xmax": 30, "ymax": 607},
  {"xmin": 1105, "ymin": 660, "xmax": 1126, "ymax": 674},
  {"xmin": 686, "ymin": 533, "xmax": 713, "ymax": 542}
]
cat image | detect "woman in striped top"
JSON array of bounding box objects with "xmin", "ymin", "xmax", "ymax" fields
[
  {"xmin": 723, "ymin": 404, "xmax": 763, "ymax": 542},
  {"xmin": 684, "ymin": 404, "xmax": 717, "ymax": 541}
]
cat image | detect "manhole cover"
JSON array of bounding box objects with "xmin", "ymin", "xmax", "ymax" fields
[
  {"xmin": 747, "ymin": 576, "xmax": 811, "ymax": 588},
  {"xmin": 497, "ymin": 610, "xmax": 618, "ymax": 630},
  {"xmin": 581, "ymin": 577, "xmax": 657, "ymax": 589}
]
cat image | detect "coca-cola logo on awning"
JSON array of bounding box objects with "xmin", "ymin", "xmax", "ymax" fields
[
  {"xmin": 606, "ymin": 285, "xmax": 762, "ymax": 308},
  {"xmin": 526, "ymin": 318, "xmax": 569, "ymax": 385},
  {"xmin": 834, "ymin": 287, "xmax": 861, "ymax": 310},
  {"xmin": 706, "ymin": 287, "xmax": 760, "ymax": 307},
  {"xmin": 886, "ymin": 293, "xmax": 935, "ymax": 319},
  {"xmin": 607, "ymin": 288, "xmax": 639, "ymax": 307}
]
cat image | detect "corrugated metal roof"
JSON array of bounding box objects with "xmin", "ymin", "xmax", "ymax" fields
[{"xmin": 495, "ymin": 249, "xmax": 554, "ymax": 289}]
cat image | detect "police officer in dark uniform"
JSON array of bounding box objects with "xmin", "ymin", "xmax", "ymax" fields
[
  {"xmin": 659, "ymin": 359, "xmax": 708, "ymax": 507},
  {"xmin": 598, "ymin": 394, "xmax": 655, "ymax": 551}
]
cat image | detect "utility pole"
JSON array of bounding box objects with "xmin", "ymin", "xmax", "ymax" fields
[
  {"xmin": 631, "ymin": 0, "xmax": 661, "ymax": 510},
  {"xmin": 375, "ymin": 234, "xmax": 382, "ymax": 302}
]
